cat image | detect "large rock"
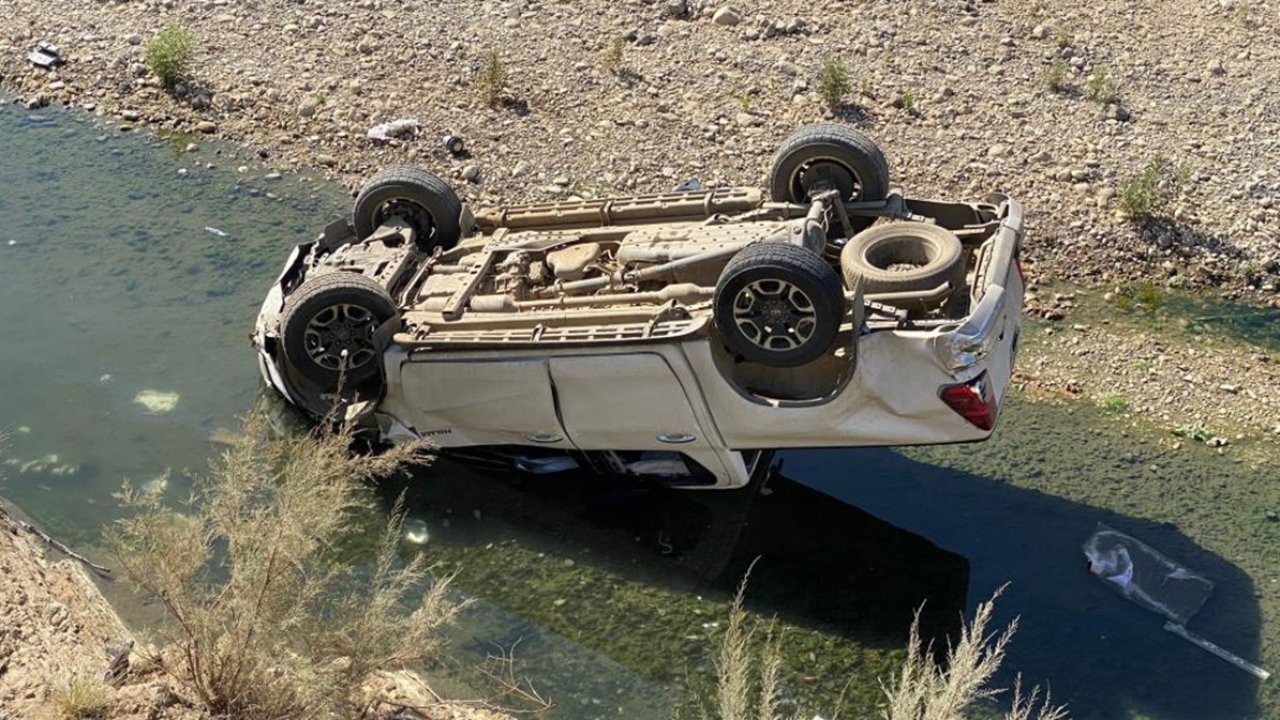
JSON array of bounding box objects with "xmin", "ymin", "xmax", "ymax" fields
[{"xmin": 712, "ymin": 6, "xmax": 741, "ymax": 26}]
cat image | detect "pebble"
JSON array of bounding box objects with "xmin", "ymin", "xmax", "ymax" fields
[
  {"xmin": 196, "ymin": 121, "xmax": 217, "ymax": 134},
  {"xmin": 121, "ymin": 109, "xmax": 140, "ymax": 122},
  {"xmin": 298, "ymin": 99, "xmax": 319, "ymax": 118},
  {"xmin": 461, "ymin": 165, "xmax": 481, "ymax": 183}
]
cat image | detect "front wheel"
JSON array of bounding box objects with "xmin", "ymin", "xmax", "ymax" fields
[
  {"xmin": 280, "ymin": 271, "xmax": 398, "ymax": 391},
  {"xmin": 714, "ymin": 242, "xmax": 844, "ymax": 368}
]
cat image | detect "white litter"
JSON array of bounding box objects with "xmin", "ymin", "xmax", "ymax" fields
[
  {"xmin": 204, "ymin": 226, "xmax": 230, "ymax": 237},
  {"xmin": 367, "ymin": 118, "xmax": 419, "ymax": 143},
  {"xmin": 134, "ymin": 390, "xmax": 180, "ymax": 414}
]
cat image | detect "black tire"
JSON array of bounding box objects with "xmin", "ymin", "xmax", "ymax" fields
[
  {"xmin": 768, "ymin": 124, "xmax": 890, "ymax": 234},
  {"xmin": 714, "ymin": 242, "xmax": 844, "ymax": 368},
  {"xmin": 840, "ymin": 222, "xmax": 964, "ymax": 296},
  {"xmin": 353, "ymin": 166, "xmax": 463, "ymax": 252},
  {"xmin": 280, "ymin": 271, "xmax": 398, "ymax": 390}
]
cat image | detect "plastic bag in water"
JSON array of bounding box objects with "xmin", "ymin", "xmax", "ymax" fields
[{"xmin": 1082, "ymin": 523, "xmax": 1214, "ymax": 626}]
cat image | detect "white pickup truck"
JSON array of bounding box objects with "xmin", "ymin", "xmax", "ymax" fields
[{"xmin": 253, "ymin": 125, "xmax": 1025, "ymax": 488}]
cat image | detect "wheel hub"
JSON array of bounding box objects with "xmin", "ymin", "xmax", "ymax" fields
[
  {"xmin": 791, "ymin": 157, "xmax": 863, "ymax": 202},
  {"xmin": 378, "ymin": 198, "xmax": 436, "ymax": 240},
  {"xmin": 302, "ymin": 303, "xmax": 380, "ymax": 372},
  {"xmin": 731, "ymin": 279, "xmax": 818, "ymax": 352}
]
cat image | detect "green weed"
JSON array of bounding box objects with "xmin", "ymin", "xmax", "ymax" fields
[{"xmin": 145, "ymin": 25, "xmax": 196, "ymax": 88}]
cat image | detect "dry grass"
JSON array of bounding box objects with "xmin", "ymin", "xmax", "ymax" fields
[
  {"xmin": 713, "ymin": 580, "xmax": 1069, "ymax": 720},
  {"xmin": 52, "ymin": 671, "xmax": 113, "ymax": 720},
  {"xmin": 107, "ymin": 411, "xmax": 460, "ymax": 720},
  {"xmin": 713, "ymin": 562, "xmax": 788, "ymax": 720},
  {"xmin": 880, "ymin": 586, "xmax": 1068, "ymax": 720}
]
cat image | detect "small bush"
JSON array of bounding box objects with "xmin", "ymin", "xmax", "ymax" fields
[
  {"xmin": 603, "ymin": 37, "xmax": 625, "ymax": 74},
  {"xmin": 1174, "ymin": 422, "xmax": 1215, "ymax": 443},
  {"xmin": 899, "ymin": 89, "xmax": 916, "ymax": 113},
  {"xmin": 818, "ymin": 56, "xmax": 852, "ymax": 110},
  {"xmin": 145, "ymin": 25, "xmax": 196, "ymax": 88},
  {"xmin": 108, "ymin": 413, "xmax": 460, "ymax": 720},
  {"xmin": 478, "ymin": 49, "xmax": 508, "ymax": 107},
  {"xmin": 1113, "ymin": 281, "xmax": 1166, "ymax": 316},
  {"xmin": 1119, "ymin": 154, "xmax": 1187, "ymax": 221},
  {"xmin": 1084, "ymin": 66, "xmax": 1116, "ymax": 103},
  {"xmin": 1054, "ymin": 27, "xmax": 1073, "ymax": 49},
  {"xmin": 1044, "ymin": 58, "xmax": 1069, "ymax": 92},
  {"xmin": 53, "ymin": 672, "xmax": 112, "ymax": 720},
  {"xmin": 1098, "ymin": 392, "xmax": 1129, "ymax": 414}
]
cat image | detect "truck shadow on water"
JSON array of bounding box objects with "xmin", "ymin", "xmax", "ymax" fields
[
  {"xmin": 784, "ymin": 448, "xmax": 1263, "ymax": 720},
  {"xmin": 384, "ymin": 445, "xmax": 1261, "ymax": 720}
]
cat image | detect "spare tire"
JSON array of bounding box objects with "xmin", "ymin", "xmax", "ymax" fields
[
  {"xmin": 353, "ymin": 166, "xmax": 463, "ymax": 252},
  {"xmin": 280, "ymin": 271, "xmax": 398, "ymax": 391},
  {"xmin": 768, "ymin": 124, "xmax": 890, "ymax": 235},
  {"xmin": 840, "ymin": 223, "xmax": 964, "ymax": 297},
  {"xmin": 714, "ymin": 242, "xmax": 844, "ymax": 368}
]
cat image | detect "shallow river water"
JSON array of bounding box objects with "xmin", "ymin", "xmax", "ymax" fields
[{"xmin": 1, "ymin": 100, "xmax": 1277, "ymax": 719}]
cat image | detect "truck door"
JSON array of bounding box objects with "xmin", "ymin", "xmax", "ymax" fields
[
  {"xmin": 398, "ymin": 357, "xmax": 570, "ymax": 448},
  {"xmin": 548, "ymin": 353, "xmax": 714, "ymax": 450}
]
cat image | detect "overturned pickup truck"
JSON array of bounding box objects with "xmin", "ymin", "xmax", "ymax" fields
[{"xmin": 252, "ymin": 125, "xmax": 1025, "ymax": 488}]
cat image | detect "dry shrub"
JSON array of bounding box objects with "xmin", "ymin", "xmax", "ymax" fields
[
  {"xmin": 478, "ymin": 49, "xmax": 508, "ymax": 107},
  {"xmin": 107, "ymin": 413, "xmax": 460, "ymax": 720},
  {"xmin": 53, "ymin": 671, "xmax": 113, "ymax": 720}
]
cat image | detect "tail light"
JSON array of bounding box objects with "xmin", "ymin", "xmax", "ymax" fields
[{"xmin": 940, "ymin": 372, "xmax": 997, "ymax": 431}]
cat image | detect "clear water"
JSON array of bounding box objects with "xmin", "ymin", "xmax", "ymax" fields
[{"xmin": 1, "ymin": 100, "xmax": 1277, "ymax": 719}]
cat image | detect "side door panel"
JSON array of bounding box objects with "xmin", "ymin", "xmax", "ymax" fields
[
  {"xmin": 398, "ymin": 358, "xmax": 569, "ymax": 448},
  {"xmin": 549, "ymin": 353, "xmax": 711, "ymax": 450}
]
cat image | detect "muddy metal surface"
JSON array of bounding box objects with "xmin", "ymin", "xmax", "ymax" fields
[{"xmin": 1, "ymin": 101, "xmax": 1277, "ymax": 719}]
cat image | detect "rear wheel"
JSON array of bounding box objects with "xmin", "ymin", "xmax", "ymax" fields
[
  {"xmin": 714, "ymin": 242, "xmax": 844, "ymax": 368},
  {"xmin": 768, "ymin": 124, "xmax": 890, "ymax": 235},
  {"xmin": 353, "ymin": 166, "xmax": 463, "ymax": 252},
  {"xmin": 280, "ymin": 272, "xmax": 398, "ymax": 391}
]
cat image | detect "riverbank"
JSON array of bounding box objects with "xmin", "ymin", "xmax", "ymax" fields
[
  {"xmin": 0, "ymin": 501, "xmax": 198, "ymax": 720},
  {"xmin": 0, "ymin": 499, "xmax": 519, "ymax": 720}
]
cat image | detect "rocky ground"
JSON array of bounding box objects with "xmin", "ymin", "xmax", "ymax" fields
[
  {"xmin": 0, "ymin": 501, "xmax": 511, "ymax": 720},
  {"xmin": 0, "ymin": 0, "xmax": 1277, "ymax": 440}
]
